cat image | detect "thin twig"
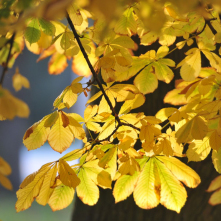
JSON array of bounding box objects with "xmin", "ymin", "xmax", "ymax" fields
[
  {"xmin": 0, "ymin": 33, "xmax": 16, "ymax": 86},
  {"xmin": 66, "ymin": 14, "xmax": 122, "ymax": 126}
]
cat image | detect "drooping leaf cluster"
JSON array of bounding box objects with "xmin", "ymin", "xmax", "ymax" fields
[{"xmin": 1, "ymin": 0, "xmax": 221, "ymax": 214}]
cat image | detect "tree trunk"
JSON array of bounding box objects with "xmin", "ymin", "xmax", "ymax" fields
[{"xmin": 71, "ymin": 39, "xmax": 221, "ymax": 221}]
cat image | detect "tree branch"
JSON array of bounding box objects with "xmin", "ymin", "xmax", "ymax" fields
[
  {"xmin": 0, "ymin": 33, "xmax": 16, "ymax": 86},
  {"xmin": 66, "ymin": 14, "xmax": 122, "ymax": 125}
]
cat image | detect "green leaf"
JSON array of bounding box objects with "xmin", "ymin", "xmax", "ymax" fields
[
  {"xmin": 114, "ymin": 7, "xmax": 137, "ymax": 36},
  {"xmin": 134, "ymin": 65, "xmax": 158, "ymax": 94},
  {"xmin": 24, "ymin": 18, "xmax": 41, "ymax": 44},
  {"xmin": 38, "ymin": 19, "xmax": 56, "ymax": 36}
]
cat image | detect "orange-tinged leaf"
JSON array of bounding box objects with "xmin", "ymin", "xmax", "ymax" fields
[
  {"xmin": 59, "ymin": 160, "xmax": 80, "ymax": 188},
  {"xmin": 23, "ymin": 116, "xmax": 50, "ymax": 150},
  {"xmin": 209, "ymin": 188, "xmax": 221, "ymax": 206},
  {"xmin": 48, "ymin": 53, "xmax": 68, "ymax": 75},
  {"xmin": 207, "ymin": 176, "xmax": 221, "ymax": 206},
  {"xmin": 207, "ymin": 175, "xmax": 221, "ymax": 192},
  {"xmin": 48, "ymin": 113, "xmax": 73, "ymax": 153}
]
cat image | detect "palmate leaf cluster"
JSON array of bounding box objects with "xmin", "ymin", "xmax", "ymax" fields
[{"xmin": 0, "ymin": 0, "xmax": 221, "ymax": 214}]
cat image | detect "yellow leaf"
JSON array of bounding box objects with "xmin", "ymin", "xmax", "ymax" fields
[
  {"xmin": 191, "ymin": 116, "xmax": 208, "ymax": 140},
  {"xmin": 44, "ymin": 111, "xmax": 59, "ymax": 127},
  {"xmin": 67, "ymin": 115, "xmax": 86, "ymax": 140},
  {"xmin": 155, "ymin": 107, "xmax": 177, "ymax": 122},
  {"xmin": 48, "ymin": 52, "xmax": 68, "ymax": 75},
  {"xmin": 134, "ymin": 158, "xmax": 160, "ymax": 209},
  {"xmin": 179, "ymin": 49, "xmax": 201, "ymax": 81},
  {"xmin": 176, "ymin": 116, "xmax": 208, "ymax": 143},
  {"xmin": 98, "ymin": 147, "xmax": 116, "ymax": 168},
  {"xmin": 84, "ymin": 105, "xmax": 98, "ymax": 122},
  {"xmin": 113, "ymin": 172, "xmax": 139, "ymax": 203},
  {"xmin": 209, "ymin": 130, "xmax": 221, "ymax": 151},
  {"xmin": 23, "ymin": 116, "xmax": 50, "ymax": 150},
  {"xmin": 60, "ymin": 149, "xmax": 84, "ymax": 162},
  {"xmin": 63, "ymin": 86, "xmax": 78, "ymax": 108},
  {"xmin": 207, "ymin": 175, "xmax": 221, "ymax": 192},
  {"xmin": 72, "ymin": 46, "xmax": 98, "ymax": 77},
  {"xmin": 12, "ymin": 68, "xmax": 30, "ymax": 91},
  {"xmin": 119, "ymin": 94, "xmax": 145, "ymax": 115},
  {"xmin": 0, "ymin": 157, "xmax": 11, "ymax": 176},
  {"xmin": 16, "ymin": 162, "xmax": 54, "ymax": 212},
  {"xmin": 118, "ymin": 157, "xmax": 140, "ymax": 175},
  {"xmin": 156, "ymin": 156, "xmax": 201, "ymax": 188},
  {"xmin": 59, "ymin": 160, "xmax": 80, "ymax": 188},
  {"xmin": 36, "ymin": 163, "xmax": 58, "ymax": 205},
  {"xmin": 0, "ymin": 87, "xmax": 30, "ymax": 120},
  {"xmin": 187, "ymin": 137, "xmax": 211, "ymax": 162},
  {"xmin": 153, "ymin": 61, "xmax": 174, "ymax": 83},
  {"xmin": 212, "ymin": 148, "xmax": 221, "ymax": 173},
  {"xmin": 155, "ymin": 158, "xmax": 187, "ymax": 213},
  {"xmin": 76, "ymin": 167, "xmax": 99, "ymax": 205},
  {"xmin": 97, "ymin": 170, "xmax": 112, "ymax": 189},
  {"xmin": 67, "ymin": 3, "xmax": 83, "ymax": 26},
  {"xmin": 134, "ymin": 65, "xmax": 158, "ymax": 94},
  {"xmin": 98, "ymin": 119, "xmax": 115, "ymax": 140},
  {"xmin": 114, "ymin": 7, "xmax": 137, "ymax": 36},
  {"xmin": 48, "ymin": 112, "xmax": 73, "ymax": 153},
  {"xmin": 48, "ymin": 184, "xmax": 75, "ymax": 211},
  {"xmin": 207, "ymin": 176, "xmax": 221, "ymax": 206},
  {"xmin": 0, "ymin": 173, "xmax": 12, "ymax": 190}
]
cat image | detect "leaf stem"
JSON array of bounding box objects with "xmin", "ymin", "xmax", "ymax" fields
[{"xmin": 0, "ymin": 33, "xmax": 16, "ymax": 86}]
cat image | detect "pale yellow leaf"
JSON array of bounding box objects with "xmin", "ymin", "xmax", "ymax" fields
[{"xmin": 134, "ymin": 158, "xmax": 160, "ymax": 209}]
